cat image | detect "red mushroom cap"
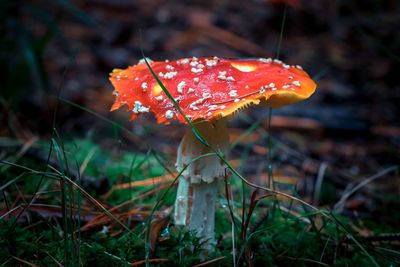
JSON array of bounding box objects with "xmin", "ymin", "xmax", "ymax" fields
[{"xmin": 110, "ymin": 57, "xmax": 317, "ymax": 124}]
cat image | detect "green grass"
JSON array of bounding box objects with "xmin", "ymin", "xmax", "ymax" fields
[{"xmin": 1, "ymin": 133, "xmax": 399, "ymax": 266}]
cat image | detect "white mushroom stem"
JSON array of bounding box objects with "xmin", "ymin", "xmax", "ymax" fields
[{"xmin": 174, "ymin": 119, "xmax": 229, "ymax": 249}]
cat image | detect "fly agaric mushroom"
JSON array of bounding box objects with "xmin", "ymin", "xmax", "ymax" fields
[{"xmin": 110, "ymin": 56, "xmax": 316, "ymax": 248}]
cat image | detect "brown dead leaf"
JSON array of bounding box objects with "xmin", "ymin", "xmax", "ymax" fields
[
  {"xmin": 147, "ymin": 217, "xmax": 170, "ymax": 257},
  {"xmin": 1, "ymin": 204, "xmax": 101, "ymax": 223},
  {"xmin": 192, "ymin": 256, "xmax": 226, "ymax": 267},
  {"xmin": 103, "ymin": 174, "xmax": 177, "ymax": 200},
  {"xmin": 266, "ymin": 115, "xmax": 323, "ymax": 132},
  {"xmin": 114, "ymin": 174, "xmax": 176, "ymax": 189},
  {"xmin": 130, "ymin": 258, "xmax": 169, "ymax": 266}
]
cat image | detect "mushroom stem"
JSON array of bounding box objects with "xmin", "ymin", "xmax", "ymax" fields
[{"xmin": 174, "ymin": 119, "xmax": 229, "ymax": 249}]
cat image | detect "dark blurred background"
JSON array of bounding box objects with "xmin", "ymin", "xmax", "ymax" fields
[{"xmin": 1, "ymin": 0, "xmax": 399, "ymax": 214}]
